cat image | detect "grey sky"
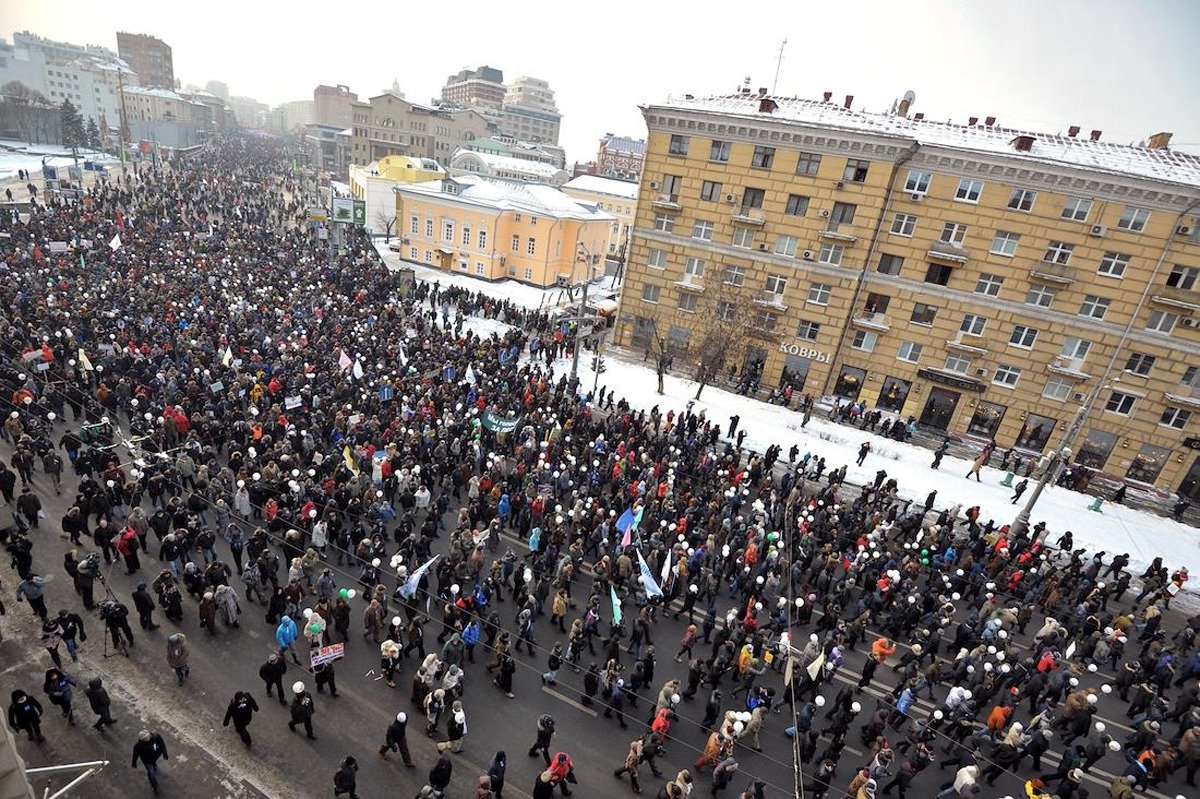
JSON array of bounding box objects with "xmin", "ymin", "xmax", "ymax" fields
[{"xmin": 3, "ymin": 0, "xmax": 1199, "ymax": 162}]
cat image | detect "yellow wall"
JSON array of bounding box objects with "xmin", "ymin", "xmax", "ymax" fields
[{"xmin": 561, "ymin": 185, "xmax": 637, "ymax": 258}]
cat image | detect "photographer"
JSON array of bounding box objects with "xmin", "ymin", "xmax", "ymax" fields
[{"xmin": 99, "ymin": 599, "xmax": 134, "ymax": 651}]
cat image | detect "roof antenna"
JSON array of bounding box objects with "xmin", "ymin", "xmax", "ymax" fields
[{"xmin": 772, "ymin": 38, "xmax": 787, "ymax": 95}]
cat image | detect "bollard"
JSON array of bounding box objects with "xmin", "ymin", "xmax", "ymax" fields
[
  {"xmin": 1087, "ymin": 497, "xmax": 1104, "ymax": 513},
  {"xmin": 999, "ymin": 472, "xmax": 1014, "ymax": 487}
]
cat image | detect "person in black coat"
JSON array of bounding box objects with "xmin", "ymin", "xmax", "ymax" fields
[
  {"xmin": 334, "ymin": 755, "xmax": 359, "ymax": 799},
  {"xmin": 259, "ymin": 653, "xmax": 287, "ymax": 704},
  {"xmin": 131, "ymin": 730, "xmax": 168, "ymax": 795},
  {"xmin": 222, "ymin": 691, "xmax": 259, "ymax": 747},
  {"xmin": 132, "ymin": 583, "xmax": 159, "ymax": 630},
  {"xmin": 379, "ymin": 711, "xmax": 416, "ymax": 766},
  {"xmin": 428, "ymin": 754, "xmax": 453, "ymax": 793},
  {"xmin": 84, "ymin": 677, "xmax": 116, "ymax": 729},
  {"xmin": 7, "ymin": 690, "xmax": 45, "ymax": 742},
  {"xmin": 288, "ymin": 685, "xmax": 316, "ymax": 739}
]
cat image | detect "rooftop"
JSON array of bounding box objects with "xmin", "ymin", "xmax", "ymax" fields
[
  {"xmin": 654, "ymin": 94, "xmax": 1200, "ymax": 190},
  {"xmin": 562, "ymin": 174, "xmax": 639, "ymax": 200},
  {"xmin": 601, "ymin": 134, "xmax": 646, "ymax": 157},
  {"xmin": 451, "ymin": 149, "xmax": 564, "ymax": 178},
  {"xmin": 396, "ymin": 175, "xmax": 615, "ymax": 222}
]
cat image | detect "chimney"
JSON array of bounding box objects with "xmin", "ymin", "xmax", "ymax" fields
[
  {"xmin": 758, "ymin": 98, "xmax": 778, "ymax": 114},
  {"xmin": 757, "ymin": 87, "xmax": 768, "ymax": 97},
  {"xmin": 968, "ymin": 116, "xmax": 978, "ymax": 126},
  {"xmin": 1067, "ymin": 125, "xmax": 1080, "ymax": 138},
  {"xmin": 913, "ymin": 113, "xmax": 925, "ymax": 121},
  {"xmin": 1147, "ymin": 131, "xmax": 1173, "ymax": 149},
  {"xmin": 684, "ymin": 94, "xmax": 694, "ymax": 101},
  {"xmin": 740, "ymin": 87, "xmax": 751, "ymax": 95},
  {"xmin": 822, "ymin": 91, "xmax": 833, "ymax": 102},
  {"xmin": 843, "ymin": 94, "xmax": 854, "ymax": 109},
  {"xmin": 897, "ymin": 98, "xmax": 911, "ymax": 117},
  {"xmin": 1011, "ymin": 135, "xmax": 1036, "ymax": 152},
  {"xmin": 1089, "ymin": 129, "xmax": 1102, "ymax": 141},
  {"xmin": 985, "ymin": 116, "xmax": 996, "ymax": 126}
]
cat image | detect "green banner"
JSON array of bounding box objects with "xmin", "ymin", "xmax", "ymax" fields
[{"xmin": 481, "ymin": 411, "xmax": 522, "ymax": 433}]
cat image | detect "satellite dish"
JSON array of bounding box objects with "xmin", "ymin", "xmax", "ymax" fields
[{"xmin": 903, "ymin": 90, "xmax": 916, "ymax": 104}]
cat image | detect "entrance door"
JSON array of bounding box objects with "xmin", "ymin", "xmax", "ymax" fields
[
  {"xmin": 1179, "ymin": 456, "xmax": 1200, "ymax": 502},
  {"xmin": 919, "ymin": 388, "xmax": 961, "ymax": 430}
]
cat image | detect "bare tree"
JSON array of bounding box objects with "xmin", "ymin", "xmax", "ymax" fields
[
  {"xmin": 647, "ymin": 321, "xmax": 671, "ymax": 395},
  {"xmin": 2, "ymin": 80, "xmax": 52, "ymax": 144},
  {"xmin": 374, "ymin": 209, "xmax": 397, "ymax": 242},
  {"xmin": 691, "ymin": 283, "xmax": 763, "ymax": 400}
]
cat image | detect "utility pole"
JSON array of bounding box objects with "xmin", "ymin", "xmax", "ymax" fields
[
  {"xmin": 569, "ymin": 279, "xmax": 590, "ymax": 387},
  {"xmin": 1008, "ymin": 404, "xmax": 1087, "ymax": 540}
]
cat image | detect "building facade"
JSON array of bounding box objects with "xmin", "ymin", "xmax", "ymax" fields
[
  {"xmin": 349, "ymin": 154, "xmax": 446, "ymax": 235},
  {"xmin": 314, "ymin": 84, "xmax": 357, "ymax": 129},
  {"xmin": 561, "ymin": 174, "xmax": 639, "ymax": 260},
  {"xmin": 395, "ymin": 175, "xmax": 613, "ymax": 287},
  {"xmin": 449, "ymin": 148, "xmax": 570, "ymax": 185},
  {"xmin": 115, "ymin": 32, "xmax": 173, "ymax": 90},
  {"xmin": 619, "ymin": 92, "xmax": 1200, "ymax": 495},
  {"xmin": 441, "ymin": 66, "xmax": 506, "ymax": 112},
  {"xmin": 499, "ymin": 76, "xmax": 560, "ymax": 145},
  {"xmin": 349, "ymin": 92, "xmax": 494, "ymax": 167},
  {"xmin": 304, "ymin": 123, "xmax": 351, "ymax": 179},
  {"xmin": 597, "ymin": 133, "xmax": 646, "ymax": 181},
  {"xmin": 121, "ymin": 85, "xmax": 213, "ymax": 148},
  {"xmin": 270, "ymin": 99, "xmax": 314, "ymax": 133}
]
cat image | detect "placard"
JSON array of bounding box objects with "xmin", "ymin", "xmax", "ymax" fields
[
  {"xmin": 311, "ymin": 643, "xmax": 345, "ymax": 667},
  {"xmin": 285, "ymin": 395, "xmax": 303, "ymax": 410}
]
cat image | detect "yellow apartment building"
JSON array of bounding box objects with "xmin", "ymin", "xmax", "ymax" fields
[
  {"xmin": 394, "ymin": 175, "xmax": 614, "ymax": 288},
  {"xmin": 618, "ymin": 91, "xmax": 1200, "ymax": 495}
]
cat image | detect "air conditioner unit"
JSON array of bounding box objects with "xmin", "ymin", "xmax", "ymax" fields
[
  {"xmin": 975, "ymin": 368, "xmax": 988, "ymax": 377},
  {"xmin": 835, "ymin": 181, "xmax": 845, "ymax": 189},
  {"xmin": 1073, "ymin": 392, "xmax": 1087, "ymax": 402},
  {"xmin": 802, "ymin": 250, "xmax": 814, "ymax": 261},
  {"xmin": 1089, "ymin": 224, "xmax": 1107, "ymax": 237},
  {"xmin": 1179, "ymin": 224, "xmax": 1194, "ymax": 237},
  {"xmin": 1182, "ymin": 317, "xmax": 1200, "ymax": 329},
  {"xmin": 724, "ymin": 194, "xmax": 737, "ymax": 204},
  {"xmin": 818, "ymin": 209, "xmax": 830, "ymax": 218},
  {"xmin": 649, "ymin": 180, "xmax": 659, "ymax": 190},
  {"xmin": 910, "ymin": 193, "xmax": 923, "ymax": 201},
  {"xmin": 758, "ymin": 243, "xmax": 769, "ymax": 252}
]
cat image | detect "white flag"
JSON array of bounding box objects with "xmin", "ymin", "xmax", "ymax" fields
[
  {"xmin": 398, "ymin": 346, "xmax": 408, "ymax": 367},
  {"xmin": 337, "ymin": 349, "xmax": 353, "ymax": 372},
  {"xmin": 77, "ymin": 348, "xmax": 94, "ymax": 371},
  {"xmin": 400, "ymin": 554, "xmax": 440, "ymax": 599},
  {"xmin": 636, "ymin": 549, "xmax": 664, "ymax": 598},
  {"xmin": 221, "ymin": 346, "xmax": 233, "ymax": 367},
  {"xmin": 352, "ymin": 359, "xmax": 364, "ymax": 380},
  {"xmin": 464, "ymin": 363, "xmax": 477, "ymax": 385},
  {"xmin": 108, "ymin": 233, "xmax": 121, "ymax": 251}
]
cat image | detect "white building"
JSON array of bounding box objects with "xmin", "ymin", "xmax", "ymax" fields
[{"xmin": 449, "ymin": 147, "xmax": 570, "ymax": 185}]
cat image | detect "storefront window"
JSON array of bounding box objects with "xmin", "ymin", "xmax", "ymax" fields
[
  {"xmin": 834, "ymin": 366, "xmax": 866, "ymax": 400},
  {"xmin": 630, "ymin": 317, "xmax": 654, "ymax": 349},
  {"xmin": 1075, "ymin": 429, "xmax": 1117, "ymax": 469},
  {"xmin": 878, "ymin": 376, "xmax": 911, "ymax": 412},
  {"xmin": 1014, "ymin": 413, "xmax": 1056, "ymax": 452},
  {"xmin": 967, "ymin": 401, "xmax": 1006, "ymax": 439},
  {"xmin": 780, "ymin": 355, "xmax": 811, "ymax": 391},
  {"xmin": 1127, "ymin": 443, "xmax": 1171, "ymax": 484}
]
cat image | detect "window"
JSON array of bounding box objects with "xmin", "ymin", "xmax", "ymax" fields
[
  {"xmin": 944, "ymin": 354, "xmax": 972, "ymax": 373},
  {"xmin": 989, "ymin": 230, "xmax": 1020, "ymax": 256},
  {"xmin": 1062, "ymin": 196, "xmax": 1092, "ymax": 222},
  {"xmin": 1183, "ymin": 365, "xmax": 1200, "ymax": 388},
  {"xmin": 692, "ymin": 220, "xmax": 713, "ymax": 240},
  {"xmin": 910, "ymin": 303, "xmax": 937, "ymax": 325},
  {"xmin": 1076, "ymin": 430, "xmax": 1118, "ymax": 468},
  {"xmin": 924, "ymin": 263, "xmax": 953, "ymax": 286},
  {"xmin": 785, "ymin": 194, "xmax": 810, "ymax": 216},
  {"xmin": 764, "ymin": 274, "xmax": 787, "ymax": 295},
  {"xmin": 796, "ymin": 320, "xmax": 821, "ymax": 341},
  {"xmin": 830, "ymin": 202, "xmax": 857, "ymax": 226},
  {"xmin": 641, "ymin": 284, "xmax": 660, "ymax": 303},
  {"xmin": 462, "ymin": 226, "xmax": 471, "ymax": 246},
  {"xmin": 424, "ymin": 250, "xmax": 432, "ymax": 263},
  {"xmin": 511, "ymin": 234, "xmax": 520, "ymax": 252},
  {"xmin": 959, "ymin": 314, "xmax": 987, "ymax": 336},
  {"xmin": 1060, "ymin": 337, "xmax": 1092, "ymax": 359},
  {"xmin": 1043, "ymin": 240, "xmax": 1074, "ymax": 264},
  {"xmin": 700, "ymin": 180, "xmax": 722, "ymax": 202},
  {"xmin": 425, "ymin": 218, "xmax": 434, "ymax": 237},
  {"xmin": 940, "ymin": 222, "xmax": 968, "ymax": 246},
  {"xmin": 1117, "ymin": 206, "xmax": 1150, "ymax": 232},
  {"xmin": 1162, "ymin": 407, "xmax": 1192, "ymax": 429},
  {"xmin": 409, "ymin": 215, "xmax": 418, "ymax": 235},
  {"xmin": 1007, "ymin": 188, "xmax": 1037, "ymax": 211},
  {"xmin": 475, "ymin": 262, "xmax": 485, "ymax": 275},
  {"xmin": 1146, "ymin": 309, "xmax": 1179, "ymax": 333},
  {"xmin": 843, "ymin": 158, "xmax": 870, "ymax": 182},
  {"xmin": 1167, "ymin": 265, "xmax": 1200, "ymax": 290},
  {"xmin": 1043, "ymin": 378, "xmax": 1073, "ymax": 401},
  {"xmin": 878, "ymin": 253, "xmax": 904, "ymax": 275},
  {"xmin": 891, "ymin": 213, "xmax": 917, "ymax": 236},
  {"xmin": 477, "ymin": 230, "xmax": 487, "ymax": 249},
  {"xmin": 654, "ymin": 215, "xmax": 675, "ymax": 233},
  {"xmin": 1079, "ymin": 295, "xmax": 1110, "ymax": 319},
  {"xmin": 715, "ymin": 300, "xmax": 735, "ymax": 321},
  {"xmin": 775, "ymin": 235, "xmax": 799, "ymax": 257},
  {"xmin": 955, "ymin": 178, "xmax": 983, "ymax": 203},
  {"xmin": 723, "ymin": 264, "xmax": 745, "ymax": 286},
  {"xmin": 409, "ymin": 247, "xmax": 417, "ymax": 259},
  {"xmin": 817, "ymin": 243, "xmax": 843, "ymax": 266},
  {"xmin": 527, "ymin": 237, "xmax": 536, "ymax": 255},
  {"xmin": 750, "ymin": 146, "xmax": 775, "ymax": 169},
  {"xmin": 648, "ymin": 249, "xmax": 667, "ymax": 269},
  {"xmin": 668, "ymin": 134, "xmax": 689, "ymax": 156},
  {"xmin": 897, "ymin": 341, "xmax": 923, "ymax": 363},
  {"xmin": 795, "ymin": 152, "xmax": 822, "ymax": 176},
  {"xmin": 1098, "ymin": 251, "xmax": 1130, "ymax": 278},
  {"xmin": 974, "ymin": 273, "xmax": 1004, "ymax": 296},
  {"xmin": 1127, "ymin": 443, "xmax": 1170, "ymax": 483},
  {"xmin": 1125, "ymin": 352, "xmax": 1156, "ymax": 376},
  {"xmin": 709, "ymin": 140, "xmax": 730, "ymax": 163},
  {"xmin": 740, "ymin": 188, "xmax": 765, "ymax": 214},
  {"xmin": 864, "ymin": 293, "xmax": 890, "ymax": 314},
  {"xmin": 684, "ymin": 257, "xmax": 705, "ymax": 279},
  {"xmin": 677, "ymin": 293, "xmax": 697, "ymax": 312},
  {"xmin": 807, "ymin": 283, "xmax": 832, "ymax": 305},
  {"xmin": 852, "ymin": 330, "xmax": 877, "ymax": 352},
  {"xmin": 1009, "ymin": 325, "xmax": 1038, "ymax": 348},
  {"xmin": 993, "ymin": 365, "xmax": 1022, "ymax": 387},
  {"xmin": 667, "ymin": 326, "xmax": 690, "ymax": 355},
  {"xmin": 732, "ymin": 227, "xmax": 754, "ymax": 248},
  {"xmin": 1025, "ymin": 284, "xmax": 1057, "ymax": 308},
  {"xmin": 524, "ymin": 267, "xmax": 533, "ymax": 280},
  {"xmin": 752, "ymin": 310, "xmax": 777, "ymax": 331},
  {"xmin": 904, "ymin": 170, "xmax": 931, "ymax": 195},
  {"xmin": 1105, "ymin": 391, "xmax": 1137, "ymax": 415}
]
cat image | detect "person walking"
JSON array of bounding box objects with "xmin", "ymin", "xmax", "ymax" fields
[
  {"xmin": 487, "ymin": 751, "xmax": 507, "ymax": 798},
  {"xmin": 334, "ymin": 755, "xmax": 360, "ymax": 799},
  {"xmin": 428, "ymin": 754, "xmax": 453, "ymax": 795},
  {"xmin": 223, "ymin": 691, "xmax": 259, "ymax": 747},
  {"xmin": 167, "ymin": 633, "xmax": 190, "ymax": 684},
  {"xmin": 131, "ymin": 730, "xmax": 169, "ymax": 795},
  {"xmin": 7, "ymin": 689, "xmax": 45, "ymax": 742},
  {"xmin": 16, "ymin": 573, "xmax": 48, "ymax": 621},
  {"xmin": 613, "ymin": 736, "xmax": 643, "ymax": 794},
  {"xmin": 259, "ymin": 653, "xmax": 288, "ymax": 705},
  {"xmin": 288, "ymin": 682, "xmax": 316, "ymax": 739},
  {"xmin": 132, "ymin": 583, "xmax": 159, "ymax": 630},
  {"xmin": 1010, "ymin": 478, "xmax": 1030, "ymax": 504},
  {"xmin": 42, "ymin": 668, "xmax": 76, "ymax": 726},
  {"xmin": 85, "ymin": 678, "xmax": 117, "ymax": 730},
  {"xmin": 437, "ymin": 701, "xmax": 467, "ymax": 753},
  {"xmin": 528, "ymin": 714, "xmax": 556, "ymax": 766},
  {"xmin": 276, "ymin": 613, "xmax": 301, "ymax": 665},
  {"xmin": 379, "ymin": 711, "xmax": 416, "ymax": 767}
]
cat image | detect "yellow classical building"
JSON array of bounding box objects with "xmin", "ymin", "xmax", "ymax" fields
[
  {"xmin": 561, "ymin": 174, "xmax": 639, "ymax": 262},
  {"xmin": 394, "ymin": 175, "xmax": 614, "ymax": 287},
  {"xmin": 619, "ymin": 91, "xmax": 1200, "ymax": 495}
]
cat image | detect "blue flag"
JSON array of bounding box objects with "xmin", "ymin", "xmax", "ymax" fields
[
  {"xmin": 400, "ymin": 554, "xmax": 439, "ymax": 599},
  {"xmin": 636, "ymin": 549, "xmax": 664, "ymax": 598},
  {"xmin": 610, "ymin": 586, "xmax": 623, "ymax": 626},
  {"xmin": 379, "ymin": 385, "xmax": 395, "ymax": 402},
  {"xmin": 615, "ymin": 507, "xmax": 635, "ymax": 534}
]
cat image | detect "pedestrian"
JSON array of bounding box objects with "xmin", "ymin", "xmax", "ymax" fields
[
  {"xmin": 1011, "ymin": 478, "xmax": 1029, "ymax": 503},
  {"xmin": 528, "ymin": 714, "xmax": 556, "ymax": 765},
  {"xmin": 488, "ymin": 751, "xmax": 507, "ymax": 797},
  {"xmin": 437, "ymin": 700, "xmax": 467, "ymax": 753},
  {"xmin": 542, "ymin": 643, "xmax": 564, "ymax": 686},
  {"xmin": 613, "ymin": 736, "xmax": 643, "ymax": 794},
  {"xmin": 7, "ymin": 689, "xmax": 45, "ymax": 742},
  {"xmin": 857, "ymin": 441, "xmax": 871, "ymax": 466},
  {"xmin": 314, "ymin": 658, "xmax": 339, "ymax": 698},
  {"xmin": 166, "ymin": 633, "xmax": 190, "ymax": 683},
  {"xmin": 334, "ymin": 755, "xmax": 360, "ymax": 799},
  {"xmin": 55, "ymin": 609, "xmax": 86, "ymax": 662},
  {"xmin": 131, "ymin": 730, "xmax": 169, "ymax": 795},
  {"xmin": 42, "ymin": 668, "xmax": 76, "ymax": 726},
  {"xmin": 288, "ymin": 682, "xmax": 316, "ymax": 739},
  {"xmin": 132, "ymin": 582, "xmax": 159, "ymax": 630},
  {"xmin": 260, "ymin": 653, "xmax": 288, "ymax": 704},
  {"xmin": 85, "ymin": 678, "xmax": 117, "ymax": 730},
  {"xmin": 711, "ymin": 757, "xmax": 739, "ymax": 796},
  {"xmin": 276, "ymin": 613, "xmax": 301, "ymax": 664},
  {"xmin": 428, "ymin": 754, "xmax": 453, "ymax": 795},
  {"xmin": 223, "ymin": 691, "xmax": 259, "ymax": 747},
  {"xmin": 39, "ymin": 618, "xmax": 64, "ymax": 668},
  {"xmin": 379, "ymin": 711, "xmax": 416, "ymax": 766},
  {"xmin": 16, "ymin": 573, "xmax": 48, "ymax": 621}
]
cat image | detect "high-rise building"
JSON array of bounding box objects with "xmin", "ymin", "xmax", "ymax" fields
[
  {"xmin": 116, "ymin": 32, "xmax": 174, "ymax": 89},
  {"xmin": 313, "ymin": 84, "xmax": 357, "ymax": 129},
  {"xmin": 620, "ymin": 91, "xmax": 1200, "ymax": 494},
  {"xmin": 500, "ymin": 76, "xmax": 560, "ymax": 145},
  {"xmin": 226, "ymin": 95, "xmax": 269, "ymax": 129},
  {"xmin": 205, "ymin": 80, "xmax": 229, "ymax": 101},
  {"xmin": 441, "ymin": 66, "xmax": 506, "ymax": 112}
]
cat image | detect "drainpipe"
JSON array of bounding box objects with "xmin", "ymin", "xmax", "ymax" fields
[{"xmin": 819, "ymin": 141, "xmax": 920, "ymax": 396}]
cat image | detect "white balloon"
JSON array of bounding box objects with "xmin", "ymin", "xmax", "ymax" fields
[
  {"xmin": 302, "ymin": 608, "xmax": 313, "ymax": 618},
  {"xmin": 851, "ymin": 702, "xmax": 862, "ymax": 713},
  {"xmin": 1087, "ymin": 663, "xmax": 1098, "ymax": 673},
  {"xmin": 933, "ymin": 709, "xmax": 944, "ymax": 720},
  {"xmin": 392, "ymin": 616, "xmax": 402, "ymax": 626},
  {"xmin": 1108, "ymin": 740, "xmax": 1121, "ymax": 752},
  {"xmin": 733, "ymin": 721, "xmax": 745, "ymax": 734},
  {"xmin": 814, "ymin": 696, "xmax": 826, "ymax": 707},
  {"xmin": 372, "ymin": 558, "xmax": 381, "ymax": 568},
  {"xmin": 347, "ymin": 589, "xmax": 357, "ymax": 599},
  {"xmin": 1101, "ymin": 684, "xmax": 1112, "ymax": 694},
  {"xmin": 1095, "ymin": 722, "xmax": 1106, "ymax": 732},
  {"xmin": 671, "ymin": 693, "xmax": 681, "ymax": 704},
  {"xmin": 292, "ymin": 681, "xmax": 306, "ymax": 694}
]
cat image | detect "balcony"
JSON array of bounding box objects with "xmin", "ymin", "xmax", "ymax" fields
[
  {"xmin": 945, "ymin": 336, "xmax": 989, "ymax": 355},
  {"xmin": 753, "ymin": 291, "xmax": 788, "ymax": 311},
  {"xmin": 731, "ymin": 208, "xmax": 766, "ymax": 226},
  {"xmin": 651, "ymin": 193, "xmax": 682, "ymax": 211},
  {"xmin": 926, "ymin": 241, "xmax": 969, "ymax": 264},
  {"xmin": 1165, "ymin": 385, "xmax": 1200, "ymax": 409},
  {"xmin": 819, "ymin": 223, "xmax": 858, "ymax": 243},
  {"xmin": 1029, "ymin": 261, "xmax": 1076, "ymax": 284},
  {"xmin": 1150, "ymin": 286, "xmax": 1200, "ymax": 312},
  {"xmin": 673, "ymin": 276, "xmax": 705, "ymax": 293},
  {"xmin": 851, "ymin": 312, "xmax": 889, "ymax": 331},
  {"xmin": 1046, "ymin": 355, "xmax": 1091, "ymax": 379}
]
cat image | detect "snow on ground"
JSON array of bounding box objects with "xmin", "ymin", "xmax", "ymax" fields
[
  {"xmin": 0, "ymin": 147, "xmax": 118, "ymax": 182},
  {"xmin": 557, "ymin": 348, "xmax": 1199, "ymax": 578}
]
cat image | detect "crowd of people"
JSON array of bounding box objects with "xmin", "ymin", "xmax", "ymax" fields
[{"xmin": 1, "ymin": 136, "xmax": 1199, "ymax": 799}]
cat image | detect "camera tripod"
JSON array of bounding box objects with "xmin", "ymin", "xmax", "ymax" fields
[{"xmin": 95, "ymin": 561, "xmax": 131, "ymax": 659}]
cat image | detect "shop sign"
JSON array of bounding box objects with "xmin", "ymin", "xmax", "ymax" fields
[
  {"xmin": 916, "ymin": 367, "xmax": 986, "ymax": 393},
  {"xmin": 778, "ymin": 342, "xmax": 830, "ymax": 363}
]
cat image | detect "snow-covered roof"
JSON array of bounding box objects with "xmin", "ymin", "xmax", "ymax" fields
[
  {"xmin": 450, "ymin": 149, "xmax": 563, "ymax": 178},
  {"xmin": 123, "ymin": 86, "xmax": 184, "ymax": 100},
  {"xmin": 397, "ymin": 175, "xmax": 615, "ymax": 222},
  {"xmin": 654, "ymin": 94, "xmax": 1200, "ymax": 190},
  {"xmin": 602, "ymin": 135, "xmax": 646, "ymax": 156},
  {"xmin": 562, "ymin": 174, "xmax": 639, "ymax": 200}
]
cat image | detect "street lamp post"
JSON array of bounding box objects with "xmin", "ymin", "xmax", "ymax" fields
[
  {"xmin": 1008, "ymin": 404, "xmax": 1087, "ymax": 540},
  {"xmin": 568, "ymin": 243, "xmax": 595, "ymax": 388}
]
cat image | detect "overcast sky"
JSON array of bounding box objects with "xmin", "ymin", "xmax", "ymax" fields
[{"xmin": 4, "ymin": 0, "xmax": 1199, "ymax": 163}]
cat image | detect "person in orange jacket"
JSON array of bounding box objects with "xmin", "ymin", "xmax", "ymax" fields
[{"xmin": 870, "ymin": 637, "xmax": 897, "ymax": 664}]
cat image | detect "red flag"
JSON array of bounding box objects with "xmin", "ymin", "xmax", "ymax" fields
[{"xmin": 115, "ymin": 209, "xmax": 125, "ymax": 232}]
